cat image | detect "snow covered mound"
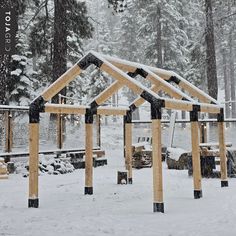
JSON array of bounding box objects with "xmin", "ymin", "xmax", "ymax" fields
[
  {"xmin": 166, "ymin": 147, "xmax": 190, "ymax": 170},
  {"xmin": 21, "ymin": 154, "xmax": 75, "ymax": 177}
]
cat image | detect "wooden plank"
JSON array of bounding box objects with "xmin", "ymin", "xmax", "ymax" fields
[
  {"xmin": 146, "ymin": 73, "xmax": 187, "ymax": 100},
  {"xmin": 179, "ymin": 81, "xmax": 211, "ymax": 103},
  {"xmin": 45, "ymin": 104, "xmax": 87, "ymax": 114},
  {"xmin": 165, "ymin": 100, "xmax": 193, "ymax": 111},
  {"xmin": 133, "ymin": 85, "xmax": 161, "ymax": 107},
  {"xmin": 218, "ymin": 122, "xmax": 228, "ymax": 183},
  {"xmin": 42, "ymin": 64, "xmax": 81, "ymax": 101},
  {"xmin": 152, "ymin": 119, "xmax": 164, "ymax": 206},
  {"xmin": 200, "ymin": 104, "xmax": 221, "ymax": 114},
  {"xmin": 191, "ymin": 121, "xmax": 202, "ymax": 197},
  {"xmin": 125, "ymin": 123, "xmax": 133, "ymax": 183},
  {"xmin": 97, "ymin": 107, "xmax": 128, "ymax": 116},
  {"xmin": 85, "ymin": 124, "xmax": 93, "ymax": 189},
  {"xmin": 95, "ymin": 81, "xmax": 123, "ymax": 105},
  {"xmin": 100, "ymin": 63, "xmax": 143, "ymax": 95},
  {"xmin": 29, "ymin": 123, "xmax": 39, "ymax": 201}
]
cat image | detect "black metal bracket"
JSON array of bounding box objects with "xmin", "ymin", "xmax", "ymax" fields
[
  {"xmin": 140, "ymin": 91, "xmax": 165, "ymax": 108},
  {"xmin": 29, "ymin": 96, "xmax": 46, "ymax": 123},
  {"xmin": 124, "ymin": 110, "xmax": 132, "ymax": 123},
  {"xmin": 85, "ymin": 101, "xmax": 99, "ymax": 124},
  {"xmin": 129, "ymin": 104, "xmax": 137, "ymax": 113},
  {"xmin": 77, "ymin": 53, "xmax": 103, "ymax": 70},
  {"xmin": 135, "ymin": 68, "xmax": 148, "ymax": 78},
  {"xmin": 168, "ymin": 76, "xmax": 180, "ymax": 84},
  {"xmin": 217, "ymin": 108, "xmax": 224, "ymax": 122},
  {"xmin": 151, "ymin": 102, "xmax": 162, "ymax": 120},
  {"xmin": 190, "ymin": 104, "xmax": 200, "ymax": 122}
]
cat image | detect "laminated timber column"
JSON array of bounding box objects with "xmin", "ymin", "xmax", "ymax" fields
[
  {"xmin": 217, "ymin": 108, "xmax": 228, "ymax": 187},
  {"xmin": 96, "ymin": 115, "xmax": 101, "ymax": 147},
  {"xmin": 190, "ymin": 106, "xmax": 202, "ymax": 199},
  {"xmin": 151, "ymin": 103, "xmax": 164, "ymax": 213},
  {"xmin": 124, "ymin": 110, "xmax": 133, "ymax": 184},
  {"xmin": 85, "ymin": 109, "xmax": 94, "ymax": 195},
  {"xmin": 28, "ymin": 97, "xmax": 45, "ymax": 208}
]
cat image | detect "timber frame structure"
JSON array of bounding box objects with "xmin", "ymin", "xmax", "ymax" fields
[{"xmin": 28, "ymin": 51, "xmax": 228, "ymax": 213}]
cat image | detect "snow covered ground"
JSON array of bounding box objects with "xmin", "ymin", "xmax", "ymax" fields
[{"xmin": 1, "ymin": 124, "xmax": 236, "ymax": 236}]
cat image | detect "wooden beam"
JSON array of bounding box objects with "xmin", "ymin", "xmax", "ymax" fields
[
  {"xmin": 132, "ymin": 85, "xmax": 161, "ymax": 107},
  {"xmin": 100, "ymin": 63, "xmax": 143, "ymax": 95},
  {"xmin": 95, "ymin": 81, "xmax": 123, "ymax": 106},
  {"xmin": 165, "ymin": 100, "xmax": 193, "ymax": 111},
  {"xmin": 97, "ymin": 107, "xmax": 128, "ymax": 116},
  {"xmin": 42, "ymin": 64, "xmax": 81, "ymax": 101},
  {"xmin": 45, "ymin": 104, "xmax": 87, "ymax": 115},
  {"xmin": 85, "ymin": 123, "xmax": 93, "ymax": 194},
  {"xmin": 101, "ymin": 53, "xmax": 218, "ymax": 104},
  {"xmin": 190, "ymin": 120, "xmax": 202, "ymax": 199},
  {"xmin": 28, "ymin": 123, "xmax": 39, "ymax": 208},
  {"xmin": 145, "ymin": 69, "xmax": 193, "ymax": 101},
  {"xmin": 152, "ymin": 119, "xmax": 164, "ymax": 213},
  {"xmin": 125, "ymin": 123, "xmax": 133, "ymax": 184},
  {"xmin": 198, "ymin": 104, "xmax": 221, "ymax": 114},
  {"xmin": 218, "ymin": 121, "xmax": 228, "ymax": 187}
]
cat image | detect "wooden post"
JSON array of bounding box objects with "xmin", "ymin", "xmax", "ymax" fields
[
  {"xmin": 57, "ymin": 114, "xmax": 63, "ymax": 149},
  {"xmin": 190, "ymin": 109, "xmax": 202, "ymax": 199},
  {"xmin": 85, "ymin": 113, "xmax": 94, "ymax": 195},
  {"xmin": 218, "ymin": 109, "xmax": 228, "ymax": 187},
  {"xmin": 28, "ymin": 123, "xmax": 39, "ymax": 208},
  {"xmin": 199, "ymin": 122, "xmax": 207, "ymax": 143},
  {"xmin": 5, "ymin": 110, "xmax": 13, "ymax": 157},
  {"xmin": 124, "ymin": 112, "xmax": 133, "ymax": 184},
  {"xmin": 151, "ymin": 104, "xmax": 164, "ymax": 213},
  {"xmin": 96, "ymin": 115, "xmax": 101, "ymax": 147},
  {"xmin": 56, "ymin": 96, "xmax": 63, "ymax": 149}
]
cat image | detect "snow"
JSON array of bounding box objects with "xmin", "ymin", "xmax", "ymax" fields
[
  {"xmin": 11, "ymin": 69, "xmax": 22, "ymax": 76},
  {"xmin": 1, "ymin": 124, "xmax": 236, "ymax": 236},
  {"xmin": 95, "ymin": 51, "xmax": 219, "ymax": 105},
  {"xmin": 167, "ymin": 147, "xmax": 189, "ymax": 161}
]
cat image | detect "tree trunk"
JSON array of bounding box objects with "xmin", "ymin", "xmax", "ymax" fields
[
  {"xmin": 0, "ymin": 55, "xmax": 10, "ymax": 104},
  {"xmin": 222, "ymin": 49, "xmax": 230, "ymax": 119},
  {"xmin": 229, "ymin": 29, "xmax": 236, "ymax": 118},
  {"xmin": 205, "ymin": 0, "xmax": 218, "ymax": 100},
  {"xmin": 52, "ymin": 0, "xmax": 67, "ymax": 104},
  {"xmin": 156, "ymin": 4, "xmax": 162, "ymax": 67}
]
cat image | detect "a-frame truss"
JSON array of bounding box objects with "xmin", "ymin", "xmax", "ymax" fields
[{"xmin": 28, "ymin": 51, "xmax": 228, "ymax": 213}]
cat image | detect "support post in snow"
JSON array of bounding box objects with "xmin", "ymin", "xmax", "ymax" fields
[
  {"xmin": 84, "ymin": 109, "xmax": 94, "ymax": 195},
  {"xmin": 124, "ymin": 110, "xmax": 133, "ymax": 184},
  {"xmin": 217, "ymin": 108, "xmax": 228, "ymax": 187},
  {"xmin": 28, "ymin": 97, "xmax": 45, "ymax": 208},
  {"xmin": 190, "ymin": 106, "xmax": 202, "ymax": 199},
  {"xmin": 151, "ymin": 103, "xmax": 164, "ymax": 213}
]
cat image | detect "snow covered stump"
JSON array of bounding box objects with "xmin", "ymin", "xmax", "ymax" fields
[
  {"xmin": 217, "ymin": 108, "xmax": 228, "ymax": 187},
  {"xmin": 0, "ymin": 158, "xmax": 8, "ymax": 179},
  {"xmin": 117, "ymin": 171, "xmax": 128, "ymax": 184}
]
